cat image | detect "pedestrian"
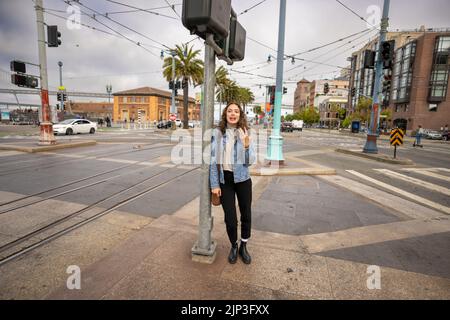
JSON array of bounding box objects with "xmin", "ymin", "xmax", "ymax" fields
[
  {"xmin": 413, "ymin": 125, "xmax": 424, "ymax": 147},
  {"xmin": 210, "ymin": 102, "xmax": 256, "ymax": 265}
]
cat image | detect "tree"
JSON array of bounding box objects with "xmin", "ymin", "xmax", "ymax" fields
[
  {"xmin": 163, "ymin": 44, "xmax": 203, "ymax": 129},
  {"xmin": 354, "ymin": 96, "xmax": 372, "ymax": 124}
]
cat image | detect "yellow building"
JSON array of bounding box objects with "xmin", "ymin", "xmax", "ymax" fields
[{"xmin": 113, "ymin": 87, "xmax": 199, "ymax": 122}]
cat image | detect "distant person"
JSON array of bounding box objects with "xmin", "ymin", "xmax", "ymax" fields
[{"xmin": 413, "ymin": 125, "xmax": 424, "ymax": 148}]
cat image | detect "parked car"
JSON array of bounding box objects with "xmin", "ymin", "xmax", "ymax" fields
[
  {"xmin": 281, "ymin": 122, "xmax": 293, "ymax": 133},
  {"xmin": 157, "ymin": 120, "xmax": 172, "ymax": 129},
  {"xmin": 53, "ymin": 119, "xmax": 97, "ymax": 135},
  {"xmin": 425, "ymin": 130, "xmax": 443, "ymax": 140},
  {"xmin": 175, "ymin": 119, "xmax": 182, "ymax": 127}
]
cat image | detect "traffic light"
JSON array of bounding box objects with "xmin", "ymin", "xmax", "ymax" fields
[
  {"xmin": 381, "ymin": 40, "xmax": 395, "ymax": 69},
  {"xmin": 175, "ymin": 81, "xmax": 181, "ymax": 90},
  {"xmin": 324, "ymin": 83, "xmax": 330, "ymax": 95},
  {"xmin": 382, "ymin": 71, "xmax": 392, "ymax": 106},
  {"xmin": 182, "ymin": 0, "xmax": 232, "ymax": 41},
  {"xmin": 228, "ymin": 16, "xmax": 246, "ymax": 61},
  {"xmin": 363, "ymin": 50, "xmax": 376, "ymax": 69},
  {"xmin": 10, "ymin": 60, "xmax": 26, "ymax": 73},
  {"xmin": 57, "ymin": 92, "xmax": 62, "ymax": 101},
  {"xmin": 47, "ymin": 25, "xmax": 62, "ymax": 47},
  {"xmin": 63, "ymin": 93, "xmax": 67, "ymax": 101},
  {"xmin": 175, "ymin": 89, "xmax": 178, "ymax": 96},
  {"xmin": 283, "ymin": 87, "xmax": 287, "ymax": 94},
  {"xmin": 11, "ymin": 74, "xmax": 38, "ymax": 88},
  {"xmin": 351, "ymin": 87, "xmax": 356, "ymax": 97},
  {"xmin": 169, "ymin": 80, "xmax": 174, "ymax": 90}
]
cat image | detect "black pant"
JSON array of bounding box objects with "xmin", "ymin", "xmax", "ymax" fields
[{"xmin": 220, "ymin": 171, "xmax": 252, "ymax": 245}]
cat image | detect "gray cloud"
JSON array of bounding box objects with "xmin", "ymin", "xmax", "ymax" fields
[{"xmin": 1, "ymin": 0, "xmax": 449, "ymax": 107}]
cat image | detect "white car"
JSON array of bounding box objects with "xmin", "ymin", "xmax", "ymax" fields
[{"xmin": 53, "ymin": 119, "xmax": 97, "ymax": 135}]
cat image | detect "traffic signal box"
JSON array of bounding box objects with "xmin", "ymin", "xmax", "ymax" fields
[
  {"xmin": 47, "ymin": 25, "xmax": 62, "ymax": 47},
  {"xmin": 182, "ymin": 0, "xmax": 246, "ymax": 62}
]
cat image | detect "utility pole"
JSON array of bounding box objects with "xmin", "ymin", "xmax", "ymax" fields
[
  {"xmin": 191, "ymin": 37, "xmax": 217, "ymax": 262},
  {"xmin": 35, "ymin": 0, "xmax": 56, "ymax": 145},
  {"xmin": 106, "ymin": 84, "xmax": 112, "ymax": 103},
  {"xmin": 58, "ymin": 61, "xmax": 64, "ymax": 112},
  {"xmin": 363, "ymin": 0, "xmax": 390, "ymax": 154},
  {"xmin": 171, "ymin": 50, "xmax": 177, "ymax": 129},
  {"xmin": 266, "ymin": 0, "xmax": 286, "ymax": 164}
]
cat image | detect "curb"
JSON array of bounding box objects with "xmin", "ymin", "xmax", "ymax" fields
[
  {"xmin": 0, "ymin": 140, "xmax": 97, "ymax": 153},
  {"xmin": 335, "ymin": 148, "xmax": 414, "ymax": 165}
]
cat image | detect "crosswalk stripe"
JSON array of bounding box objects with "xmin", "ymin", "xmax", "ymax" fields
[
  {"xmin": 374, "ymin": 169, "xmax": 450, "ymax": 196},
  {"xmin": 345, "ymin": 170, "xmax": 450, "ymax": 215},
  {"xmin": 401, "ymin": 169, "xmax": 450, "ymax": 183}
]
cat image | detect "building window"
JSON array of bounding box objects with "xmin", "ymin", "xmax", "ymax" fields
[
  {"xmin": 429, "ymin": 36, "xmax": 450, "ymax": 102},
  {"xmin": 392, "ymin": 41, "xmax": 417, "ymax": 103},
  {"xmin": 144, "ymin": 97, "xmax": 149, "ymax": 103},
  {"xmin": 118, "ymin": 97, "xmax": 123, "ymax": 103},
  {"xmin": 135, "ymin": 97, "xmax": 141, "ymax": 103},
  {"xmin": 158, "ymin": 97, "xmax": 166, "ymax": 105}
]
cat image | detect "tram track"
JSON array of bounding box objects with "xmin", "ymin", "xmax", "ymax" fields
[{"xmin": 0, "ymin": 165, "xmax": 199, "ymax": 267}]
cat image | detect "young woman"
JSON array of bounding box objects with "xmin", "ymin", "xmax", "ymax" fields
[{"xmin": 210, "ymin": 102, "xmax": 256, "ymax": 265}]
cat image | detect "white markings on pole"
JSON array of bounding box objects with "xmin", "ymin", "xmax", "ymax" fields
[
  {"xmin": 345, "ymin": 170, "xmax": 450, "ymax": 214},
  {"xmin": 374, "ymin": 169, "xmax": 450, "ymax": 196}
]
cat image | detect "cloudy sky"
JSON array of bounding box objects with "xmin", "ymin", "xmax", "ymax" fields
[{"xmin": 1, "ymin": 0, "xmax": 449, "ymax": 107}]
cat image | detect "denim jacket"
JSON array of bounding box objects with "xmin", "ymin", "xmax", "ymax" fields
[{"xmin": 209, "ymin": 128, "xmax": 256, "ymax": 189}]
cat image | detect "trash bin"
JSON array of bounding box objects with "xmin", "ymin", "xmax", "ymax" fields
[{"xmin": 351, "ymin": 121, "xmax": 360, "ymax": 133}]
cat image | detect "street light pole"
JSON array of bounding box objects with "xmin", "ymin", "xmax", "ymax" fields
[
  {"xmin": 58, "ymin": 61, "xmax": 64, "ymax": 112},
  {"xmin": 267, "ymin": 0, "xmax": 287, "ymax": 164},
  {"xmin": 363, "ymin": 0, "xmax": 390, "ymax": 154},
  {"xmin": 192, "ymin": 38, "xmax": 217, "ymax": 263}
]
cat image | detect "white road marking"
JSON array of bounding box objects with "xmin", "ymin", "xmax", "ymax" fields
[
  {"xmin": 96, "ymin": 158, "xmax": 138, "ymax": 164},
  {"xmin": 401, "ymin": 168, "xmax": 450, "ymax": 182},
  {"xmin": 374, "ymin": 169, "xmax": 450, "ymax": 196},
  {"xmin": 344, "ymin": 170, "xmax": 450, "ymax": 215}
]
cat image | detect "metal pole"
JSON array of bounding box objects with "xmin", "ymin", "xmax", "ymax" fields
[
  {"xmin": 267, "ymin": 0, "xmax": 286, "ymax": 164},
  {"xmin": 192, "ymin": 39, "xmax": 216, "ymax": 261},
  {"xmin": 58, "ymin": 61, "xmax": 64, "ymax": 112},
  {"xmin": 170, "ymin": 51, "xmax": 176, "ymax": 128},
  {"xmin": 35, "ymin": 0, "xmax": 55, "ymax": 145},
  {"xmin": 363, "ymin": 0, "xmax": 390, "ymax": 154}
]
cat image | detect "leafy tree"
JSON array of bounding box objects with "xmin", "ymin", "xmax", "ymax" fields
[{"xmin": 163, "ymin": 44, "xmax": 203, "ymax": 129}]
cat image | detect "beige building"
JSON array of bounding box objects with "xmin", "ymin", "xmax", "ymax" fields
[
  {"xmin": 113, "ymin": 87, "xmax": 200, "ymax": 123},
  {"xmin": 319, "ymin": 97, "xmax": 348, "ymax": 128},
  {"xmin": 309, "ymin": 79, "xmax": 349, "ymax": 109}
]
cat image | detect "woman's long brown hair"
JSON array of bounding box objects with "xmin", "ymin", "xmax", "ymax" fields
[{"xmin": 219, "ymin": 102, "xmax": 249, "ymax": 135}]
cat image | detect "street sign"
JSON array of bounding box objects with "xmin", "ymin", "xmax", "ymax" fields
[
  {"xmin": 169, "ymin": 114, "xmax": 177, "ymax": 121},
  {"xmin": 390, "ymin": 128, "xmax": 404, "ymax": 146},
  {"xmin": 390, "ymin": 128, "xmax": 404, "ymax": 159}
]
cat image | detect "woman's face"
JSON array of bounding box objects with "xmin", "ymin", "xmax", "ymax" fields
[{"xmin": 226, "ymin": 104, "xmax": 240, "ymax": 125}]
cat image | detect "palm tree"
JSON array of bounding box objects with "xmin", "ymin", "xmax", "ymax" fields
[{"xmin": 163, "ymin": 44, "xmax": 203, "ymax": 129}]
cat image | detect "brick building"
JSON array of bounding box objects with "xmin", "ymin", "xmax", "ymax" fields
[
  {"xmin": 113, "ymin": 87, "xmax": 200, "ymax": 123},
  {"xmin": 293, "ymin": 79, "xmax": 310, "ymax": 114},
  {"xmin": 348, "ymin": 27, "xmax": 450, "ymax": 132}
]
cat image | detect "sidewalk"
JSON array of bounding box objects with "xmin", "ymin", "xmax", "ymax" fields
[{"xmin": 39, "ymin": 176, "xmax": 450, "ymax": 300}]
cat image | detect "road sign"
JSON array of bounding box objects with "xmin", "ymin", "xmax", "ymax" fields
[
  {"xmin": 169, "ymin": 114, "xmax": 177, "ymax": 121},
  {"xmin": 390, "ymin": 128, "xmax": 404, "ymax": 146},
  {"xmin": 390, "ymin": 128, "xmax": 404, "ymax": 159}
]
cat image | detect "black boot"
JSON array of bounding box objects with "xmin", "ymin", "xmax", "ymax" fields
[
  {"xmin": 228, "ymin": 244, "xmax": 238, "ymax": 264},
  {"xmin": 239, "ymin": 241, "xmax": 252, "ymax": 265}
]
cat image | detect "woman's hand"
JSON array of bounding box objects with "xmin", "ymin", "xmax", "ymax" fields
[
  {"xmin": 239, "ymin": 128, "xmax": 250, "ymax": 149},
  {"xmin": 212, "ymin": 188, "xmax": 221, "ymax": 197}
]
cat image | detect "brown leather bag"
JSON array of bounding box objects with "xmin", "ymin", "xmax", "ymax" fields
[{"xmin": 211, "ymin": 164, "xmax": 221, "ymax": 206}]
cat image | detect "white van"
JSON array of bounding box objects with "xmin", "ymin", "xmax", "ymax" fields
[{"xmin": 292, "ymin": 120, "xmax": 304, "ymax": 131}]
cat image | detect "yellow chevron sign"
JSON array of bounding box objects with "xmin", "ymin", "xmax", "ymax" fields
[{"xmin": 390, "ymin": 128, "xmax": 404, "ymax": 146}]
